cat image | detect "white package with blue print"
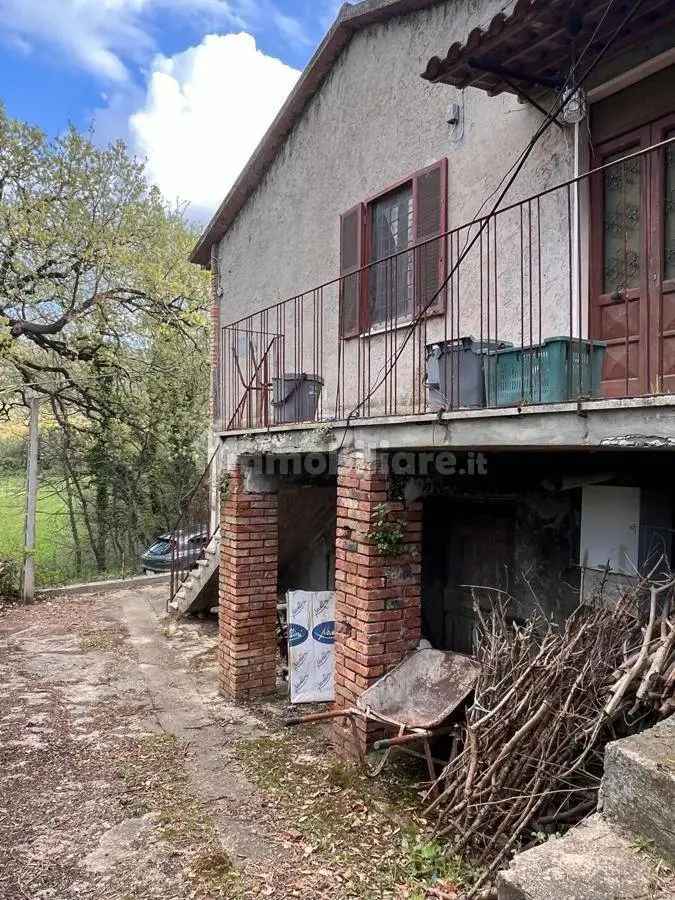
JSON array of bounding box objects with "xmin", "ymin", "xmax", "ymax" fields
[{"xmin": 287, "ymin": 590, "xmax": 336, "ymax": 704}]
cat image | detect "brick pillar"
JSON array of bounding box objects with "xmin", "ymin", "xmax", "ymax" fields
[
  {"xmin": 219, "ymin": 465, "xmax": 278, "ymax": 699},
  {"xmin": 333, "ymin": 450, "xmax": 422, "ymax": 754}
]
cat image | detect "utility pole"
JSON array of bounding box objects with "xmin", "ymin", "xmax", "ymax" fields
[{"xmin": 22, "ymin": 391, "xmax": 40, "ymax": 603}]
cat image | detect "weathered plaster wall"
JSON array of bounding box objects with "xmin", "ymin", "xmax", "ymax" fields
[{"xmin": 216, "ymin": 0, "xmax": 577, "ymax": 419}]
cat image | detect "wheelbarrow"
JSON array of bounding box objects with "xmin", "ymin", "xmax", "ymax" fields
[{"xmin": 285, "ymin": 649, "xmax": 479, "ymax": 793}]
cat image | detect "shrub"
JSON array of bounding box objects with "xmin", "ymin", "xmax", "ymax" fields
[{"xmin": 0, "ymin": 558, "xmax": 20, "ymax": 600}]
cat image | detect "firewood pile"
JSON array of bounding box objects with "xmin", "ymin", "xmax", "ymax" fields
[{"xmin": 424, "ymin": 573, "xmax": 675, "ymax": 896}]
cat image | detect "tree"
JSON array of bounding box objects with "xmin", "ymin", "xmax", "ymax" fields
[
  {"xmin": 0, "ymin": 106, "xmax": 211, "ymax": 579},
  {"xmin": 0, "ymin": 105, "xmax": 207, "ymax": 403}
]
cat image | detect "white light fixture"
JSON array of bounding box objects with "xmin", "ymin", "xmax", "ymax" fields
[{"xmin": 561, "ymin": 86, "xmax": 587, "ymax": 125}]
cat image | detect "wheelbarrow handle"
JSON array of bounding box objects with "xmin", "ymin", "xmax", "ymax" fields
[
  {"xmin": 374, "ymin": 730, "xmax": 428, "ymax": 750},
  {"xmin": 373, "ymin": 724, "xmax": 457, "ymax": 750},
  {"xmin": 285, "ymin": 708, "xmax": 355, "ymax": 727}
]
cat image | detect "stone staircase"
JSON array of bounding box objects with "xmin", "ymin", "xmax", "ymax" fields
[
  {"xmin": 168, "ymin": 532, "xmax": 220, "ymax": 617},
  {"xmin": 497, "ymin": 715, "xmax": 675, "ymax": 899}
]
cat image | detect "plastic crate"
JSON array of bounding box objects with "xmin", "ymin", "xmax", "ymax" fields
[{"xmin": 483, "ymin": 337, "xmax": 606, "ymax": 407}]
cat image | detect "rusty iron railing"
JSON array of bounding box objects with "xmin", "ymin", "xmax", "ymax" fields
[
  {"xmin": 216, "ymin": 138, "xmax": 675, "ymax": 431},
  {"xmin": 168, "ymin": 445, "xmax": 221, "ymax": 608}
]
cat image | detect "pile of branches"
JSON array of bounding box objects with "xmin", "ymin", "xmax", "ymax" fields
[{"xmin": 425, "ymin": 573, "xmax": 675, "ymax": 895}]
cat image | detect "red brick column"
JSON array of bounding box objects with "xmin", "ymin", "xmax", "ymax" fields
[
  {"xmin": 333, "ymin": 451, "xmax": 422, "ymax": 754},
  {"xmin": 219, "ymin": 465, "xmax": 278, "ymax": 699}
]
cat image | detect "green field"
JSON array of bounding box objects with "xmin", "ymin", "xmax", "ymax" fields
[{"xmin": 0, "ymin": 473, "xmax": 113, "ymax": 588}]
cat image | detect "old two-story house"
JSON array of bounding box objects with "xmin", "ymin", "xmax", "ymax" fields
[{"xmin": 172, "ymin": 0, "xmax": 675, "ymax": 750}]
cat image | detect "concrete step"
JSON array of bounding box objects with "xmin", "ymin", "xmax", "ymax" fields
[
  {"xmin": 497, "ymin": 814, "xmax": 672, "ymax": 900},
  {"xmin": 170, "ymin": 551, "xmax": 219, "ymax": 617},
  {"xmin": 601, "ymin": 715, "xmax": 675, "ymax": 864}
]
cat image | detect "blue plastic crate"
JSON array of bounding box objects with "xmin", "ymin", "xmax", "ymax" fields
[{"xmin": 484, "ymin": 337, "xmax": 606, "ymax": 407}]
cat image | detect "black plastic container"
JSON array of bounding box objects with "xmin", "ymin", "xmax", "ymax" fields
[{"xmin": 272, "ymin": 373, "xmax": 324, "ymax": 424}]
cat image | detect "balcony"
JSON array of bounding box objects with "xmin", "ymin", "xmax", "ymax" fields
[{"xmin": 215, "ymin": 138, "xmax": 675, "ymax": 434}]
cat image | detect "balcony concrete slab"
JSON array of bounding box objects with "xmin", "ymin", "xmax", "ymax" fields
[{"xmin": 216, "ymin": 395, "xmax": 675, "ymax": 459}]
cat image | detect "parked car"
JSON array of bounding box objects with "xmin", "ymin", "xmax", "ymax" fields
[{"xmin": 141, "ymin": 529, "xmax": 209, "ymax": 574}]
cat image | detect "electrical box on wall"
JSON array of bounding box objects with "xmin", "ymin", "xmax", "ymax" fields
[{"xmin": 580, "ymin": 485, "xmax": 673, "ymax": 575}]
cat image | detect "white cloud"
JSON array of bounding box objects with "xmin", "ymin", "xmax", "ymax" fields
[
  {"xmin": 272, "ymin": 10, "xmax": 312, "ymax": 47},
  {"xmin": 1, "ymin": 0, "xmax": 308, "ymax": 218},
  {"xmin": 129, "ymin": 32, "xmax": 300, "ymax": 218},
  {"xmin": 0, "ymin": 0, "xmax": 244, "ymax": 82}
]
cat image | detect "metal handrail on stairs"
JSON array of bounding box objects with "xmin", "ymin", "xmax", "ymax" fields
[{"xmin": 168, "ymin": 445, "xmax": 222, "ymax": 609}]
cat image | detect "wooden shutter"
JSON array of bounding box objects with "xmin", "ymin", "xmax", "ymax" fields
[
  {"xmin": 413, "ymin": 159, "xmax": 447, "ymax": 315},
  {"xmin": 339, "ymin": 203, "xmax": 365, "ymax": 337}
]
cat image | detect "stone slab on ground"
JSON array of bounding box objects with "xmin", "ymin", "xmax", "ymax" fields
[
  {"xmin": 497, "ymin": 815, "xmax": 670, "ymax": 900},
  {"xmin": 601, "ymin": 714, "xmax": 675, "ymax": 864}
]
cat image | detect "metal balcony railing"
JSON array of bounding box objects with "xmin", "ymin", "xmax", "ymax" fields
[{"xmin": 215, "ymin": 138, "xmax": 675, "ymax": 432}]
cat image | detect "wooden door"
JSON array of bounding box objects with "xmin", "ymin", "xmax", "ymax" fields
[
  {"xmin": 591, "ymin": 126, "xmax": 650, "ymax": 397},
  {"xmin": 649, "ymin": 113, "xmax": 675, "ymax": 394},
  {"xmin": 591, "ymin": 114, "xmax": 675, "ymax": 396}
]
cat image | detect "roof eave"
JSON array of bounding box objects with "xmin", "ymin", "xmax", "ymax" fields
[{"xmin": 421, "ymin": 0, "xmax": 675, "ymax": 100}]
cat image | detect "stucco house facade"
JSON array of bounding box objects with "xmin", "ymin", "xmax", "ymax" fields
[{"xmin": 177, "ymin": 0, "xmax": 675, "ymax": 750}]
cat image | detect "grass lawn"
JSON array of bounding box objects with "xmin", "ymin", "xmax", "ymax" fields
[{"xmin": 0, "ymin": 472, "xmax": 107, "ymax": 587}]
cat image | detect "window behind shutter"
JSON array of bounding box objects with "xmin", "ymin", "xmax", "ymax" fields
[
  {"xmin": 339, "ymin": 203, "xmax": 365, "ymax": 337},
  {"xmin": 413, "ymin": 159, "xmax": 447, "ymax": 315}
]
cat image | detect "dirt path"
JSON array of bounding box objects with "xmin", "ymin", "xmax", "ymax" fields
[{"xmin": 0, "ymin": 585, "xmax": 470, "ymax": 900}]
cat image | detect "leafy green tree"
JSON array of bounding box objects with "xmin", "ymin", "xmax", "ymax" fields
[{"xmin": 0, "ymin": 106, "xmax": 211, "ymax": 580}]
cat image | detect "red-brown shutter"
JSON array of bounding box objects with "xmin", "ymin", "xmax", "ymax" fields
[
  {"xmin": 339, "ymin": 203, "xmax": 365, "ymax": 337},
  {"xmin": 413, "ymin": 158, "xmax": 447, "ymax": 315}
]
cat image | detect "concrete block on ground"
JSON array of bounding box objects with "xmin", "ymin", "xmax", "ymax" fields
[
  {"xmin": 601, "ymin": 715, "xmax": 675, "ymax": 864},
  {"xmin": 497, "ymin": 815, "xmax": 667, "ymax": 900}
]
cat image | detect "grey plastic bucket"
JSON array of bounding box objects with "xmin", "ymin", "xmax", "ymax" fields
[
  {"xmin": 272, "ymin": 373, "xmax": 324, "ymax": 424},
  {"xmin": 426, "ymin": 337, "xmax": 512, "ymax": 410}
]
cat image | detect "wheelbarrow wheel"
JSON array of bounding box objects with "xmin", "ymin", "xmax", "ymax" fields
[{"xmin": 348, "ymin": 718, "xmax": 406, "ymax": 777}]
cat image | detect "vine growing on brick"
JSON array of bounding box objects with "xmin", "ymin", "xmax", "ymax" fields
[
  {"xmin": 370, "ymin": 504, "xmax": 404, "ymax": 558},
  {"xmin": 220, "ymin": 472, "xmax": 231, "ymax": 502}
]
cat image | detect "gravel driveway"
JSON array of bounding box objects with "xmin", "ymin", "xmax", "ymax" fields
[{"xmin": 0, "ymin": 584, "xmax": 460, "ymax": 900}]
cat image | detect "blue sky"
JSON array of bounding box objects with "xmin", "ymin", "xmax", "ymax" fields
[{"xmin": 0, "ymin": 0, "xmax": 343, "ymax": 220}]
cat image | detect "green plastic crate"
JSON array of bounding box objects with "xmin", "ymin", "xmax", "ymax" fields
[{"xmin": 484, "ymin": 337, "xmax": 606, "ymax": 407}]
